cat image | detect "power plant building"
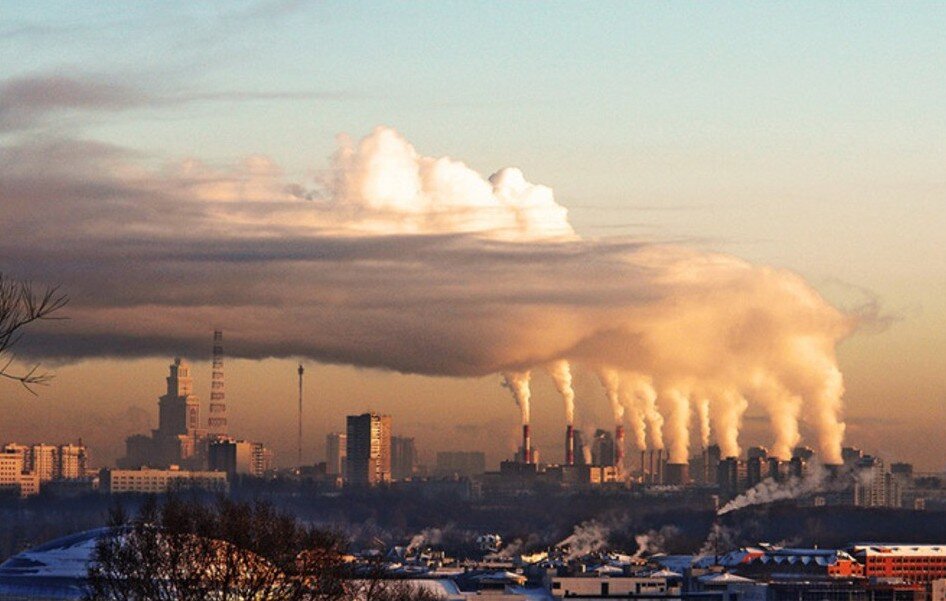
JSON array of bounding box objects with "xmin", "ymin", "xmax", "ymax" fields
[
  {"xmin": 345, "ymin": 413, "xmax": 391, "ymax": 486},
  {"xmin": 591, "ymin": 429, "xmax": 616, "ymax": 467}
]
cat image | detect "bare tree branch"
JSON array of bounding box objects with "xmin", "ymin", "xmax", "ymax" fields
[{"xmin": 0, "ymin": 272, "xmax": 69, "ymax": 394}]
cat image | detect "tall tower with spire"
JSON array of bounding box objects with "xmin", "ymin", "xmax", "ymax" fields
[
  {"xmin": 158, "ymin": 358, "xmax": 200, "ymax": 436},
  {"xmin": 154, "ymin": 357, "xmax": 203, "ymax": 466},
  {"xmin": 208, "ymin": 330, "xmax": 227, "ymax": 438}
]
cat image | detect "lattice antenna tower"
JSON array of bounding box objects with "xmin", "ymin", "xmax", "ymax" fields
[{"xmin": 208, "ymin": 330, "xmax": 228, "ymax": 437}]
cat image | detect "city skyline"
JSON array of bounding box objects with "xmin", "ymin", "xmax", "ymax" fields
[{"xmin": 2, "ymin": 3, "xmax": 946, "ymax": 470}]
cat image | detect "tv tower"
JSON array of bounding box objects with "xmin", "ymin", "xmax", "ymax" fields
[
  {"xmin": 208, "ymin": 330, "xmax": 227, "ymax": 438},
  {"xmin": 297, "ymin": 364, "xmax": 304, "ymax": 467}
]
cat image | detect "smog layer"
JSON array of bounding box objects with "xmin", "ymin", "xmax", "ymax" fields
[{"xmin": 1, "ymin": 127, "xmax": 854, "ymax": 463}]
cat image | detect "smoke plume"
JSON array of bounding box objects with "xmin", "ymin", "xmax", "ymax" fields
[
  {"xmin": 406, "ymin": 528, "xmax": 442, "ymax": 553},
  {"xmin": 557, "ymin": 520, "xmax": 610, "ymax": 560},
  {"xmin": 717, "ymin": 463, "xmax": 831, "ymax": 514},
  {"xmin": 709, "ymin": 389, "xmax": 749, "ymax": 459},
  {"xmin": 661, "ymin": 388, "xmax": 691, "ymax": 463},
  {"xmin": 2, "ymin": 125, "xmax": 854, "ymax": 462},
  {"xmin": 502, "ymin": 371, "xmax": 532, "ymax": 425},
  {"xmin": 632, "ymin": 525, "xmax": 682, "ymax": 559},
  {"xmin": 548, "ymin": 360, "xmax": 576, "ymax": 425},
  {"xmin": 598, "ymin": 369, "xmax": 623, "ymax": 424}
]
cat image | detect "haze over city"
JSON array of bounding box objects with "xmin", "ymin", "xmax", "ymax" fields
[{"xmin": 2, "ymin": 1, "xmax": 945, "ymax": 472}]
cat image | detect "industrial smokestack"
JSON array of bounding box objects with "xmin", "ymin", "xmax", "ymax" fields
[
  {"xmin": 657, "ymin": 449, "xmax": 664, "ymax": 484},
  {"xmin": 649, "ymin": 450, "xmax": 655, "ymax": 483},
  {"xmin": 703, "ymin": 447, "xmax": 709, "ymax": 484},
  {"xmin": 615, "ymin": 425, "xmax": 625, "ymax": 471},
  {"xmin": 523, "ymin": 424, "xmax": 532, "ymax": 464},
  {"xmin": 565, "ymin": 424, "xmax": 575, "ymax": 465},
  {"xmin": 640, "ymin": 450, "xmax": 646, "ymax": 480}
]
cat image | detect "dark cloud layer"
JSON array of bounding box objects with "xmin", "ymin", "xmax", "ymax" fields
[{"xmin": 1, "ymin": 124, "xmax": 853, "ymax": 463}]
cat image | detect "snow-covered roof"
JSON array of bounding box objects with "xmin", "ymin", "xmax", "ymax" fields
[
  {"xmin": 849, "ymin": 544, "xmax": 946, "ymax": 557},
  {"xmin": 714, "ymin": 547, "xmax": 855, "ymax": 568},
  {"xmin": 698, "ymin": 572, "xmax": 754, "ymax": 584},
  {"xmin": 654, "ymin": 554, "xmax": 701, "ymax": 572}
]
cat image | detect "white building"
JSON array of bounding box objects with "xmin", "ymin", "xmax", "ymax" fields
[
  {"xmin": 100, "ymin": 466, "xmax": 228, "ymax": 494},
  {"xmin": 31, "ymin": 444, "xmax": 59, "ymax": 482},
  {"xmin": 58, "ymin": 444, "xmax": 88, "ymax": 479}
]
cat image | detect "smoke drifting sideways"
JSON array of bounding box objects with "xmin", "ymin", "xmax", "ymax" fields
[{"xmin": 1, "ymin": 126, "xmax": 854, "ymax": 464}]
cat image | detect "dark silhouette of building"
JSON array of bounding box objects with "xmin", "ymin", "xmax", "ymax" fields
[
  {"xmin": 591, "ymin": 429, "xmax": 615, "ymax": 466},
  {"xmin": 345, "ymin": 413, "xmax": 391, "ymax": 486},
  {"xmin": 390, "ymin": 436, "xmax": 416, "ymax": 480}
]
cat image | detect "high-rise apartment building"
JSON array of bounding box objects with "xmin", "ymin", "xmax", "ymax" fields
[
  {"xmin": 854, "ymin": 456, "xmax": 901, "ymax": 508},
  {"xmin": 2, "ymin": 442, "xmax": 88, "ymax": 482},
  {"xmin": 325, "ymin": 432, "xmax": 347, "ymax": 476},
  {"xmin": 57, "ymin": 444, "xmax": 88, "ymax": 479},
  {"xmin": 208, "ymin": 438, "xmax": 272, "ymax": 479},
  {"xmin": 390, "ymin": 436, "xmax": 416, "ymax": 480},
  {"xmin": 1, "ymin": 444, "xmax": 30, "ymax": 473},
  {"xmin": 345, "ymin": 413, "xmax": 391, "ymax": 486},
  {"xmin": 31, "ymin": 444, "xmax": 59, "ymax": 482},
  {"xmin": 0, "ymin": 452, "xmax": 40, "ymax": 497}
]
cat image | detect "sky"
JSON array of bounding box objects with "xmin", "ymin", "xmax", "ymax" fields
[{"xmin": 1, "ymin": 2, "xmax": 945, "ymax": 470}]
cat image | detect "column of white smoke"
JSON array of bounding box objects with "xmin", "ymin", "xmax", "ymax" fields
[
  {"xmin": 616, "ymin": 374, "xmax": 648, "ymax": 451},
  {"xmin": 548, "ymin": 360, "xmax": 576, "ymax": 426},
  {"xmin": 662, "ymin": 388, "xmax": 691, "ymax": 463},
  {"xmin": 696, "ymin": 397, "xmax": 711, "ymax": 450},
  {"xmin": 751, "ymin": 373, "xmax": 802, "ymax": 460},
  {"xmin": 797, "ymin": 346, "xmax": 847, "ymax": 465},
  {"xmin": 811, "ymin": 364, "xmax": 845, "ymax": 465},
  {"xmin": 629, "ymin": 375, "xmax": 664, "ymax": 451},
  {"xmin": 711, "ymin": 389, "xmax": 748, "ymax": 458},
  {"xmin": 597, "ymin": 369, "xmax": 624, "ymax": 424},
  {"xmin": 502, "ymin": 370, "xmax": 532, "ymax": 425},
  {"xmin": 717, "ymin": 462, "xmax": 829, "ymax": 515}
]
